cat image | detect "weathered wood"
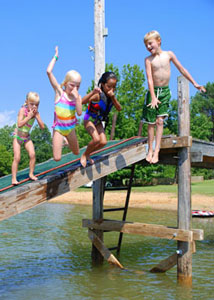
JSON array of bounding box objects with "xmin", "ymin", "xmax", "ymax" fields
[
  {"xmin": 150, "ymin": 253, "xmax": 177, "ymax": 273},
  {"xmin": 177, "ymin": 76, "xmax": 192, "ymax": 285},
  {"xmin": 160, "ymin": 136, "xmax": 192, "ymax": 149},
  {"xmin": 0, "ymin": 141, "xmax": 146, "ymax": 222},
  {"xmin": 91, "ymin": 178, "xmax": 105, "ymax": 265},
  {"xmin": 88, "ymin": 229, "xmax": 124, "ymax": 269},
  {"xmin": 82, "ymin": 219, "xmax": 203, "ymax": 242}
]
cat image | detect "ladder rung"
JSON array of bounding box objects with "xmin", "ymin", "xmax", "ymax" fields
[
  {"xmin": 108, "ymin": 246, "xmax": 118, "ymax": 251},
  {"xmin": 103, "ymin": 207, "xmax": 125, "ymax": 212}
]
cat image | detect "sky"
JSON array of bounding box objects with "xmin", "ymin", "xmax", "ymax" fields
[{"xmin": 0, "ymin": 0, "xmax": 213, "ymax": 130}]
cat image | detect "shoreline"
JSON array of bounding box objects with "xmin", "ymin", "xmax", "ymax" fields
[{"xmin": 50, "ymin": 190, "xmax": 214, "ymax": 211}]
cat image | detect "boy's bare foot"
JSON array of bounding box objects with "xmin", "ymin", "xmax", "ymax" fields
[
  {"xmin": 12, "ymin": 180, "xmax": 19, "ymax": 186},
  {"xmin": 146, "ymin": 151, "xmax": 153, "ymax": 163},
  {"xmin": 29, "ymin": 175, "xmax": 38, "ymax": 181},
  {"xmin": 151, "ymin": 151, "xmax": 159, "ymax": 164},
  {"xmin": 80, "ymin": 153, "xmax": 87, "ymax": 168}
]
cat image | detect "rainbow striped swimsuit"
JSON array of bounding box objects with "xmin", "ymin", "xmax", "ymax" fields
[{"xmin": 53, "ymin": 93, "xmax": 77, "ymax": 136}]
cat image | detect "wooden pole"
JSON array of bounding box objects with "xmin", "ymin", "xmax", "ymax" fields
[
  {"xmin": 110, "ymin": 113, "xmax": 117, "ymax": 140},
  {"xmin": 91, "ymin": 178, "xmax": 105, "ymax": 265},
  {"xmin": 177, "ymin": 76, "xmax": 192, "ymax": 286},
  {"xmin": 94, "ymin": 0, "xmax": 107, "ymax": 85}
]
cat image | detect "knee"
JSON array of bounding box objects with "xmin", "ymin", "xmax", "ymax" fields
[
  {"xmin": 13, "ymin": 155, "xmax": 20, "ymax": 164},
  {"xmin": 29, "ymin": 152, "xmax": 36, "ymax": 160},
  {"xmin": 99, "ymin": 139, "xmax": 107, "ymax": 148},
  {"xmin": 93, "ymin": 136, "xmax": 101, "ymax": 146},
  {"xmin": 73, "ymin": 149, "xmax": 80, "ymax": 156},
  {"xmin": 156, "ymin": 118, "xmax": 164, "ymax": 127}
]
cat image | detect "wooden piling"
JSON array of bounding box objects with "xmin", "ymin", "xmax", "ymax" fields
[
  {"xmin": 91, "ymin": 178, "xmax": 105, "ymax": 265},
  {"xmin": 177, "ymin": 76, "xmax": 192, "ymax": 285}
]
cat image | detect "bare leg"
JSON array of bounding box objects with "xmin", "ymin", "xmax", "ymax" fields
[
  {"xmin": 80, "ymin": 121, "xmax": 104, "ymax": 168},
  {"xmin": 52, "ymin": 130, "xmax": 64, "ymax": 161},
  {"xmin": 66, "ymin": 129, "xmax": 79, "ymax": 155},
  {"xmin": 146, "ymin": 124, "xmax": 155, "ymax": 163},
  {"xmin": 25, "ymin": 140, "xmax": 38, "ymax": 180},
  {"xmin": 11, "ymin": 138, "xmax": 21, "ymax": 185},
  {"xmin": 151, "ymin": 117, "xmax": 164, "ymax": 164}
]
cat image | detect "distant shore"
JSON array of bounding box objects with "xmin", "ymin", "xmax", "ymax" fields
[{"xmin": 50, "ymin": 190, "xmax": 214, "ymax": 211}]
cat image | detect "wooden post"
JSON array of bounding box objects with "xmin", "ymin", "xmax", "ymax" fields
[
  {"xmin": 110, "ymin": 113, "xmax": 117, "ymax": 140},
  {"xmin": 94, "ymin": 0, "xmax": 107, "ymax": 85},
  {"xmin": 91, "ymin": 178, "xmax": 105, "ymax": 265},
  {"xmin": 177, "ymin": 76, "xmax": 192, "ymax": 286}
]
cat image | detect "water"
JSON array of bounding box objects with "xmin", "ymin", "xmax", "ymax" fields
[{"xmin": 0, "ymin": 203, "xmax": 213, "ymax": 300}]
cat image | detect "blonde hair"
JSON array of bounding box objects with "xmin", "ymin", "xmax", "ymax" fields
[
  {"xmin": 144, "ymin": 30, "xmax": 161, "ymax": 45},
  {"xmin": 61, "ymin": 70, "xmax": 81, "ymax": 88},
  {"xmin": 25, "ymin": 92, "xmax": 40, "ymax": 105}
]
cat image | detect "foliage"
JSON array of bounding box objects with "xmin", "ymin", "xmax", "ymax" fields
[
  {"xmin": 31, "ymin": 124, "xmax": 52, "ymax": 163},
  {"xmin": 0, "ymin": 144, "xmax": 13, "ymax": 176}
]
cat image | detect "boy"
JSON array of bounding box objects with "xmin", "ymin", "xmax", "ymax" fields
[{"xmin": 142, "ymin": 30, "xmax": 206, "ymax": 164}]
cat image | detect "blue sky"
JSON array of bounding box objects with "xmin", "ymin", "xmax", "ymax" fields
[{"xmin": 0, "ymin": 0, "xmax": 213, "ymax": 130}]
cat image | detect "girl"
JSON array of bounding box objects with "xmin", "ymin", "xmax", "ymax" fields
[
  {"xmin": 11, "ymin": 92, "xmax": 45, "ymax": 185},
  {"xmin": 80, "ymin": 71, "xmax": 122, "ymax": 168},
  {"xmin": 47, "ymin": 46, "xmax": 82, "ymax": 161}
]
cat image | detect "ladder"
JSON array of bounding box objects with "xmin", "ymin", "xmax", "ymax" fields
[{"xmin": 102, "ymin": 163, "xmax": 136, "ymax": 255}]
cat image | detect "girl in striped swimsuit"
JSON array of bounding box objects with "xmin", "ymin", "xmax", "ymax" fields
[{"xmin": 47, "ymin": 46, "xmax": 82, "ymax": 161}]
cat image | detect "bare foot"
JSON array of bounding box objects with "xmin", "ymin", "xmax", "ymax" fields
[
  {"xmin": 29, "ymin": 175, "xmax": 38, "ymax": 181},
  {"xmin": 151, "ymin": 151, "xmax": 159, "ymax": 164},
  {"xmin": 12, "ymin": 180, "xmax": 19, "ymax": 186},
  {"xmin": 146, "ymin": 151, "xmax": 153, "ymax": 163},
  {"xmin": 80, "ymin": 153, "xmax": 87, "ymax": 168},
  {"xmin": 87, "ymin": 156, "xmax": 94, "ymax": 165}
]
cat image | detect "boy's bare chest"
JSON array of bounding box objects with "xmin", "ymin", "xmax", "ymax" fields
[{"xmin": 151, "ymin": 53, "xmax": 170, "ymax": 71}]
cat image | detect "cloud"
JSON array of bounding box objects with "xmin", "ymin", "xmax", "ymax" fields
[{"xmin": 0, "ymin": 110, "xmax": 16, "ymax": 128}]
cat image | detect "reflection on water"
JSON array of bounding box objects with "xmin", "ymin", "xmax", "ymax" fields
[{"xmin": 0, "ymin": 203, "xmax": 213, "ymax": 300}]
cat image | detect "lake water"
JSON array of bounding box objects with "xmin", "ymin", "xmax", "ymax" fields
[{"xmin": 0, "ymin": 202, "xmax": 213, "ymax": 300}]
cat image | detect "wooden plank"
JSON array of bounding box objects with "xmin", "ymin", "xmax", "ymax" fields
[
  {"xmin": 88, "ymin": 229, "xmax": 124, "ymax": 269},
  {"xmin": 82, "ymin": 219, "xmax": 194, "ymax": 242},
  {"xmin": 0, "ymin": 141, "xmax": 146, "ymax": 222},
  {"xmin": 150, "ymin": 253, "xmax": 177, "ymax": 273},
  {"xmin": 177, "ymin": 75, "xmax": 192, "ymax": 285},
  {"xmin": 160, "ymin": 136, "xmax": 192, "ymax": 149}
]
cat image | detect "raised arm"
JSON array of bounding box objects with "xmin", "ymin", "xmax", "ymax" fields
[
  {"xmin": 107, "ymin": 90, "xmax": 122, "ymax": 111},
  {"xmin": 169, "ymin": 51, "xmax": 206, "ymax": 92},
  {"xmin": 46, "ymin": 46, "xmax": 62, "ymax": 95}
]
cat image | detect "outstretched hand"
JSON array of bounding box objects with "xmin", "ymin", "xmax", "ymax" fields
[
  {"xmin": 55, "ymin": 46, "xmax": 59, "ymax": 57},
  {"xmin": 194, "ymin": 84, "xmax": 206, "ymax": 93}
]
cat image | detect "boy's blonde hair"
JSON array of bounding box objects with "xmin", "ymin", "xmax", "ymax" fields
[
  {"xmin": 144, "ymin": 30, "xmax": 161, "ymax": 45},
  {"xmin": 61, "ymin": 70, "xmax": 81, "ymax": 88},
  {"xmin": 25, "ymin": 92, "xmax": 40, "ymax": 105}
]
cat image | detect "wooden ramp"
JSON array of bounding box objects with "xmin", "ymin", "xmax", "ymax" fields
[{"xmin": 0, "ymin": 137, "xmax": 147, "ymax": 221}]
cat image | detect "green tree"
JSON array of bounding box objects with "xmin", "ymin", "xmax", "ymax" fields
[
  {"xmin": 31, "ymin": 124, "xmax": 52, "ymax": 163},
  {"xmin": 0, "ymin": 144, "xmax": 13, "ymax": 176}
]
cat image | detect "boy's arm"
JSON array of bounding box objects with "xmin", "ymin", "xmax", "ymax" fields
[
  {"xmin": 46, "ymin": 46, "xmax": 62, "ymax": 95},
  {"xmin": 169, "ymin": 51, "xmax": 206, "ymax": 92},
  {"xmin": 35, "ymin": 112, "xmax": 45, "ymax": 129},
  {"xmin": 145, "ymin": 57, "xmax": 161, "ymax": 108}
]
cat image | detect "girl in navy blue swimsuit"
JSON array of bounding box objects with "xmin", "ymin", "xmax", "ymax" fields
[{"xmin": 80, "ymin": 72, "xmax": 122, "ymax": 168}]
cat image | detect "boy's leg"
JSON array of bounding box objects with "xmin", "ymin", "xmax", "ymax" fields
[
  {"xmin": 66, "ymin": 129, "xmax": 79, "ymax": 155},
  {"xmin": 146, "ymin": 124, "xmax": 155, "ymax": 163},
  {"xmin": 25, "ymin": 140, "xmax": 37, "ymax": 180},
  {"xmin": 151, "ymin": 117, "xmax": 164, "ymax": 164},
  {"xmin": 80, "ymin": 121, "xmax": 101, "ymax": 167},
  {"xmin": 52, "ymin": 130, "xmax": 64, "ymax": 161},
  {"xmin": 11, "ymin": 138, "xmax": 21, "ymax": 185}
]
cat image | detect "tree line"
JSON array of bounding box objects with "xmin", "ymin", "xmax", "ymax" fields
[{"xmin": 0, "ymin": 63, "xmax": 214, "ymax": 183}]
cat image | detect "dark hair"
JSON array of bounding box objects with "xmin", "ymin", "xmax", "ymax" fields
[{"xmin": 98, "ymin": 72, "xmax": 117, "ymax": 89}]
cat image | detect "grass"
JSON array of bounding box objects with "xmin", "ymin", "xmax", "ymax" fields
[{"xmin": 77, "ymin": 179, "xmax": 214, "ymax": 196}]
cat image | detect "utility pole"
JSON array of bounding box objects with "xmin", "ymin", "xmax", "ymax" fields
[{"xmin": 94, "ymin": 0, "xmax": 108, "ymax": 85}]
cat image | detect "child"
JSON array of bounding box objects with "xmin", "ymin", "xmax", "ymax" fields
[
  {"xmin": 142, "ymin": 30, "xmax": 206, "ymax": 164},
  {"xmin": 80, "ymin": 71, "xmax": 122, "ymax": 168},
  {"xmin": 47, "ymin": 46, "xmax": 82, "ymax": 161},
  {"xmin": 11, "ymin": 92, "xmax": 45, "ymax": 185}
]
